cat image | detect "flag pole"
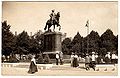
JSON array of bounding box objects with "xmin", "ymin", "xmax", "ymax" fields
[
  {"xmin": 86, "ymin": 20, "xmax": 89, "ymax": 54},
  {"xmin": 87, "ymin": 22, "xmax": 89, "ymax": 54}
]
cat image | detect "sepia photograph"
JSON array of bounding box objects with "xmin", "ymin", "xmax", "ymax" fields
[{"xmin": 1, "ymin": 0, "xmax": 118, "ymax": 76}]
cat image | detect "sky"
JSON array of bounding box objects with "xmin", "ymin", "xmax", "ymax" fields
[{"xmin": 2, "ymin": 1, "xmax": 118, "ymax": 38}]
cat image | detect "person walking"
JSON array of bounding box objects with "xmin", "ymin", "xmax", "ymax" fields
[{"xmin": 28, "ymin": 55, "xmax": 38, "ymax": 74}]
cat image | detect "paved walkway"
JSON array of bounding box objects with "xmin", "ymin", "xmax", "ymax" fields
[{"xmin": 1, "ymin": 63, "xmax": 118, "ymax": 76}]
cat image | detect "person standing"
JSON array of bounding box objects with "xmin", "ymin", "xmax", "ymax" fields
[
  {"xmin": 71, "ymin": 52, "xmax": 74, "ymax": 67},
  {"xmin": 1, "ymin": 55, "xmax": 4, "ymax": 63},
  {"xmin": 111, "ymin": 51, "xmax": 118, "ymax": 64},
  {"xmin": 56, "ymin": 53, "xmax": 59, "ymax": 65},
  {"xmin": 90, "ymin": 52, "xmax": 96, "ymax": 71},
  {"xmin": 28, "ymin": 55, "xmax": 38, "ymax": 74},
  {"xmin": 105, "ymin": 52, "xmax": 111, "ymax": 64},
  {"xmin": 85, "ymin": 54, "xmax": 90, "ymax": 70},
  {"xmin": 59, "ymin": 52, "xmax": 63, "ymax": 65},
  {"xmin": 95, "ymin": 53, "xmax": 98, "ymax": 64}
]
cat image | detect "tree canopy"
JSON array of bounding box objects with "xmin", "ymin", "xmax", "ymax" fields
[
  {"xmin": 2, "ymin": 21, "xmax": 15, "ymax": 55},
  {"xmin": 2, "ymin": 21, "xmax": 118, "ymax": 57}
]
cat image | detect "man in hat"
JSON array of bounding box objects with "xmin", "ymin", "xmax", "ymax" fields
[
  {"xmin": 90, "ymin": 52, "xmax": 96, "ymax": 71},
  {"xmin": 56, "ymin": 53, "xmax": 59, "ymax": 65},
  {"xmin": 49, "ymin": 9, "xmax": 56, "ymax": 24}
]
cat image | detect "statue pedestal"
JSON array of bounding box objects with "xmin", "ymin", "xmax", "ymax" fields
[{"xmin": 43, "ymin": 31, "xmax": 62, "ymax": 54}]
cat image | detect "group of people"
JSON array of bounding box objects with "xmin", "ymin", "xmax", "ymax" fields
[
  {"xmin": 70, "ymin": 51, "xmax": 118, "ymax": 71},
  {"xmin": 70, "ymin": 52, "xmax": 96, "ymax": 70},
  {"xmin": 2, "ymin": 51, "xmax": 116, "ymax": 74},
  {"xmin": 20, "ymin": 51, "xmax": 119, "ymax": 74},
  {"xmin": 85, "ymin": 51, "xmax": 118, "ymax": 71},
  {"xmin": 85, "ymin": 52, "xmax": 96, "ymax": 71},
  {"xmin": 104, "ymin": 51, "xmax": 118, "ymax": 64}
]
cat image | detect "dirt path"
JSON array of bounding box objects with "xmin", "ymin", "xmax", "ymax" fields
[{"xmin": 1, "ymin": 64, "xmax": 118, "ymax": 76}]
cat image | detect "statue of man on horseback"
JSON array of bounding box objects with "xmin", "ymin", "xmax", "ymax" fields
[{"xmin": 44, "ymin": 10, "xmax": 61, "ymax": 31}]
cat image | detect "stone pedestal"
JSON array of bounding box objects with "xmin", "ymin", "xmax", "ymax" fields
[{"xmin": 43, "ymin": 31, "xmax": 62, "ymax": 54}]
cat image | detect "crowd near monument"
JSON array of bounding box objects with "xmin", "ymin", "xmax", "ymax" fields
[{"xmin": 1, "ymin": 9, "xmax": 118, "ymax": 75}]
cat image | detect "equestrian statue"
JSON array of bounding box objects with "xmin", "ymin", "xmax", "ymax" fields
[{"xmin": 44, "ymin": 10, "xmax": 61, "ymax": 31}]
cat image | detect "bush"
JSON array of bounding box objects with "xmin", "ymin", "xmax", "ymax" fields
[
  {"xmin": 44, "ymin": 54, "xmax": 51, "ymax": 64},
  {"xmin": 36, "ymin": 54, "xmax": 44, "ymax": 64}
]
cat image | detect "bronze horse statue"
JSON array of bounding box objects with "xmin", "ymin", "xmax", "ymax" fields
[{"xmin": 44, "ymin": 12, "xmax": 61, "ymax": 31}]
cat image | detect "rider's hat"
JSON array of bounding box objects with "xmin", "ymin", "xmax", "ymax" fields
[{"xmin": 52, "ymin": 9, "xmax": 55, "ymax": 12}]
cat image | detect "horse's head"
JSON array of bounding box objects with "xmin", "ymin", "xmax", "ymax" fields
[{"xmin": 56, "ymin": 12, "xmax": 60, "ymax": 17}]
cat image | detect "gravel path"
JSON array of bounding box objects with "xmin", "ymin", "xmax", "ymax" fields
[{"xmin": 1, "ymin": 63, "xmax": 118, "ymax": 76}]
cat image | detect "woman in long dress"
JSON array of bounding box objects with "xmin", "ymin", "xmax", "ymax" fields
[
  {"xmin": 28, "ymin": 55, "xmax": 38, "ymax": 74},
  {"xmin": 73, "ymin": 54, "xmax": 79, "ymax": 67}
]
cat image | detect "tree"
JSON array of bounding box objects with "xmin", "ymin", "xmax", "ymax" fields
[
  {"xmin": 71, "ymin": 32, "xmax": 82, "ymax": 45},
  {"xmin": 44, "ymin": 54, "xmax": 51, "ymax": 64},
  {"xmin": 29, "ymin": 30, "xmax": 44, "ymax": 54},
  {"xmin": 36, "ymin": 53, "xmax": 44, "ymax": 64},
  {"xmin": 71, "ymin": 32, "xmax": 83, "ymax": 55},
  {"xmin": 114, "ymin": 35, "xmax": 118, "ymax": 55},
  {"xmin": 15, "ymin": 31, "xmax": 30, "ymax": 55},
  {"xmin": 2, "ymin": 21, "xmax": 15, "ymax": 56},
  {"xmin": 87, "ymin": 30, "xmax": 100, "ymax": 53},
  {"xmin": 100, "ymin": 29, "xmax": 116, "ymax": 52},
  {"xmin": 62, "ymin": 38, "xmax": 72, "ymax": 54},
  {"xmin": 99, "ymin": 48, "xmax": 107, "ymax": 57}
]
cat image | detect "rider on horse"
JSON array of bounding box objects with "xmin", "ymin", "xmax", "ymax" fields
[
  {"xmin": 44, "ymin": 10, "xmax": 61, "ymax": 31},
  {"xmin": 49, "ymin": 9, "xmax": 56, "ymax": 24}
]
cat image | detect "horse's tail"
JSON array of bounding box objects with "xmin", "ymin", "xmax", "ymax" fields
[
  {"xmin": 44, "ymin": 20, "xmax": 49, "ymax": 30},
  {"xmin": 44, "ymin": 24, "xmax": 47, "ymax": 30}
]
